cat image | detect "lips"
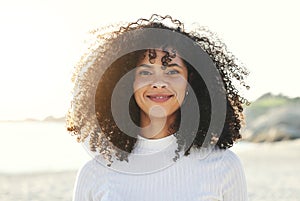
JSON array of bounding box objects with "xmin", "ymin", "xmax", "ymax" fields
[{"xmin": 146, "ymin": 94, "xmax": 174, "ymax": 103}]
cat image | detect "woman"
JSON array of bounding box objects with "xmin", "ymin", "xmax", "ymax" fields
[{"xmin": 67, "ymin": 14, "xmax": 250, "ymax": 201}]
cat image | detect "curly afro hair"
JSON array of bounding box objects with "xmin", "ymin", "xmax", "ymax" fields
[{"xmin": 66, "ymin": 14, "xmax": 250, "ymax": 165}]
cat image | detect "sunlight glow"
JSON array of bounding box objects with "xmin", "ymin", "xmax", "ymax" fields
[{"xmin": 1, "ymin": 0, "xmax": 299, "ymax": 120}]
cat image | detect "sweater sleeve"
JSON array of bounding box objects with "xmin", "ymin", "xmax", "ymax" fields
[
  {"xmin": 72, "ymin": 160, "xmax": 96, "ymax": 201},
  {"xmin": 221, "ymin": 149, "xmax": 248, "ymax": 201}
]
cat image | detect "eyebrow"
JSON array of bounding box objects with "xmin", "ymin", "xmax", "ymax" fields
[{"xmin": 137, "ymin": 63, "xmax": 183, "ymax": 68}]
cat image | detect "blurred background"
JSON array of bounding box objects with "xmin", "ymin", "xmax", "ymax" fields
[{"xmin": 0, "ymin": 0, "xmax": 299, "ymax": 200}]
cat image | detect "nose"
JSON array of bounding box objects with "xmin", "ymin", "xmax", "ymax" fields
[{"xmin": 151, "ymin": 80, "xmax": 168, "ymax": 89}]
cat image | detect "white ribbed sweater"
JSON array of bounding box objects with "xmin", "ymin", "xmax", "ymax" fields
[{"xmin": 73, "ymin": 134, "xmax": 248, "ymax": 201}]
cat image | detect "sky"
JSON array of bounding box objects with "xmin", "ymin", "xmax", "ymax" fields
[{"xmin": 0, "ymin": 0, "xmax": 299, "ymax": 121}]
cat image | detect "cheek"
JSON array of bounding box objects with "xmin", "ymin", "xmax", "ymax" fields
[
  {"xmin": 171, "ymin": 77, "xmax": 188, "ymax": 94},
  {"xmin": 133, "ymin": 86, "xmax": 143, "ymax": 108},
  {"xmin": 133, "ymin": 79, "xmax": 144, "ymax": 94},
  {"xmin": 133, "ymin": 79, "xmax": 149, "ymax": 104},
  {"xmin": 133, "ymin": 76, "xmax": 152, "ymax": 93}
]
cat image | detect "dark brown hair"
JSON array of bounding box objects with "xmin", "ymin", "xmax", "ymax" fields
[{"xmin": 67, "ymin": 14, "xmax": 250, "ymax": 165}]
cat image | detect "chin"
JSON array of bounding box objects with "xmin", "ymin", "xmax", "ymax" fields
[{"xmin": 148, "ymin": 105, "xmax": 168, "ymax": 118}]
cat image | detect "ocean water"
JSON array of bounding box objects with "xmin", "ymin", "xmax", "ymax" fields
[
  {"xmin": 0, "ymin": 122, "xmax": 91, "ymax": 174},
  {"xmin": 1, "ymin": 122, "xmax": 300, "ymax": 200},
  {"xmin": 0, "ymin": 121, "xmax": 250, "ymax": 174}
]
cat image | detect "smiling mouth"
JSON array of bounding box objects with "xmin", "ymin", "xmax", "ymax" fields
[{"xmin": 146, "ymin": 95, "xmax": 174, "ymax": 103}]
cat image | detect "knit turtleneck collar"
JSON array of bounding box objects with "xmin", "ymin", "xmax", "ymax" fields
[
  {"xmin": 132, "ymin": 133, "xmax": 177, "ymax": 154},
  {"xmin": 99, "ymin": 133, "xmax": 180, "ymax": 174}
]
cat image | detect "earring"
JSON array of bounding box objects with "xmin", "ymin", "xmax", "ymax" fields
[{"xmin": 182, "ymin": 90, "xmax": 189, "ymax": 105}]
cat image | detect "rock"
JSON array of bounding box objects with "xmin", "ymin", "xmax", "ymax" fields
[{"xmin": 243, "ymin": 93, "xmax": 300, "ymax": 142}]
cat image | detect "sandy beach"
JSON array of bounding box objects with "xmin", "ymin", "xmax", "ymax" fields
[
  {"xmin": 1, "ymin": 140, "xmax": 299, "ymax": 201},
  {"xmin": 234, "ymin": 139, "xmax": 300, "ymax": 201},
  {"xmin": 0, "ymin": 171, "xmax": 76, "ymax": 201}
]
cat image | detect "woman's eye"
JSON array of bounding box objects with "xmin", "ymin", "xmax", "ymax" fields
[
  {"xmin": 138, "ymin": 71, "xmax": 152, "ymax": 76},
  {"xmin": 166, "ymin": 70, "xmax": 179, "ymax": 75}
]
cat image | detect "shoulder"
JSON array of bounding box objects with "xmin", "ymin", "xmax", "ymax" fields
[
  {"xmin": 214, "ymin": 148, "xmax": 247, "ymax": 192},
  {"xmin": 73, "ymin": 158, "xmax": 110, "ymax": 201},
  {"xmin": 74, "ymin": 157, "xmax": 112, "ymax": 189},
  {"xmin": 76, "ymin": 157, "xmax": 110, "ymax": 179},
  {"xmin": 218, "ymin": 148, "xmax": 244, "ymax": 171},
  {"xmin": 217, "ymin": 149, "xmax": 248, "ymax": 200},
  {"xmin": 77, "ymin": 159, "xmax": 97, "ymax": 175},
  {"xmin": 208, "ymin": 147, "xmax": 244, "ymax": 171},
  {"xmin": 72, "ymin": 159, "xmax": 96, "ymax": 201},
  {"xmin": 74, "ymin": 159, "xmax": 98, "ymax": 188},
  {"xmin": 190, "ymin": 146, "xmax": 244, "ymax": 172},
  {"xmin": 190, "ymin": 146, "xmax": 240, "ymax": 161},
  {"xmin": 212, "ymin": 147, "xmax": 242, "ymax": 162},
  {"xmin": 210, "ymin": 147, "xmax": 248, "ymax": 200}
]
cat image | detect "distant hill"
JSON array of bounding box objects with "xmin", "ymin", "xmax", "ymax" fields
[
  {"xmin": 42, "ymin": 116, "xmax": 65, "ymax": 122},
  {"xmin": 1, "ymin": 93, "xmax": 299, "ymax": 143},
  {"xmin": 243, "ymin": 93, "xmax": 300, "ymax": 142},
  {"xmin": 0, "ymin": 116, "xmax": 65, "ymax": 123}
]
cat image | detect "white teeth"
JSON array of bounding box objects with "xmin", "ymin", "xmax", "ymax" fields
[
  {"xmin": 154, "ymin": 96, "xmax": 166, "ymax": 99},
  {"xmin": 147, "ymin": 95, "xmax": 172, "ymax": 100}
]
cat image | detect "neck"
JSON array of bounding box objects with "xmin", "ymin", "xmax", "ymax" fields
[{"xmin": 139, "ymin": 111, "xmax": 177, "ymax": 139}]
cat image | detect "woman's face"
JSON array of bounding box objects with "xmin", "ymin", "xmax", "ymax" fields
[{"xmin": 133, "ymin": 50, "xmax": 188, "ymax": 118}]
